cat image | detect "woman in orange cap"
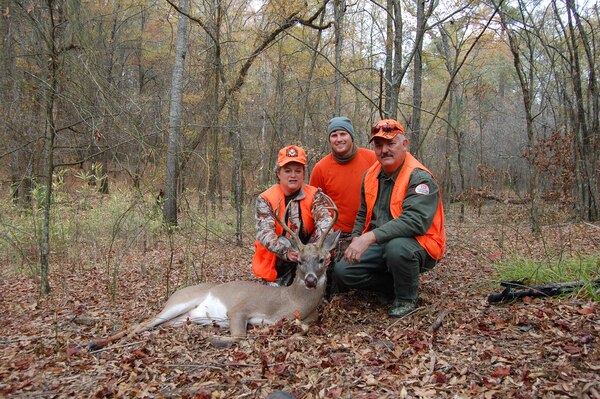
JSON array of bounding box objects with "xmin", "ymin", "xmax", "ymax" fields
[{"xmin": 252, "ymin": 145, "xmax": 335, "ymax": 286}]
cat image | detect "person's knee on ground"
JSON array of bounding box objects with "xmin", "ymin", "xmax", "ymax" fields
[
  {"xmin": 332, "ymin": 246, "xmax": 395, "ymax": 299},
  {"xmin": 332, "ymin": 258, "xmax": 351, "ymax": 293}
]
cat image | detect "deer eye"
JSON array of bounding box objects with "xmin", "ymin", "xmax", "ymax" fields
[{"xmin": 319, "ymin": 257, "xmax": 325, "ymax": 263}]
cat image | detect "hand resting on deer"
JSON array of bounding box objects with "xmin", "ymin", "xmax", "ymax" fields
[{"xmin": 88, "ymin": 194, "xmax": 339, "ymax": 349}]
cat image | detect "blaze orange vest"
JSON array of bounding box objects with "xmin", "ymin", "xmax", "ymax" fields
[
  {"xmin": 362, "ymin": 153, "xmax": 446, "ymax": 260},
  {"xmin": 252, "ymin": 185, "xmax": 318, "ymax": 281}
]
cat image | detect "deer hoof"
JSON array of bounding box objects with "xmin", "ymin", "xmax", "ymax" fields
[
  {"xmin": 290, "ymin": 320, "xmax": 310, "ymax": 337},
  {"xmin": 208, "ymin": 336, "xmax": 239, "ymax": 348},
  {"xmin": 267, "ymin": 391, "xmax": 295, "ymax": 399},
  {"xmin": 87, "ymin": 341, "xmax": 104, "ymax": 351}
]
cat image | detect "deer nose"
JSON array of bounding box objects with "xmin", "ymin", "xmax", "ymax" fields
[{"xmin": 304, "ymin": 273, "xmax": 317, "ymax": 288}]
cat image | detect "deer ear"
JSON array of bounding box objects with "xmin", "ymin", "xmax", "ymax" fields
[{"xmin": 322, "ymin": 230, "xmax": 341, "ymax": 251}]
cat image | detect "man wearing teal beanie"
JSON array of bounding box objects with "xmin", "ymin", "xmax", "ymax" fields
[
  {"xmin": 327, "ymin": 116, "xmax": 355, "ymax": 141},
  {"xmin": 310, "ymin": 117, "xmax": 377, "ymax": 297}
]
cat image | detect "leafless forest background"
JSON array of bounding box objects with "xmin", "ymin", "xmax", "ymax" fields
[{"xmin": 2, "ymin": 0, "xmax": 598, "ymax": 225}]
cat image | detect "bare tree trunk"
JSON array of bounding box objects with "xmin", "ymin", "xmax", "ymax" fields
[
  {"xmin": 164, "ymin": 0, "xmax": 189, "ymax": 225},
  {"xmin": 384, "ymin": 0, "xmax": 402, "ymax": 118},
  {"xmin": 436, "ymin": 24, "xmax": 467, "ymax": 220},
  {"xmin": 456, "ymin": 125, "xmax": 466, "ymax": 221},
  {"xmin": 2, "ymin": 0, "xmax": 34, "ymax": 207},
  {"xmin": 137, "ymin": 7, "xmax": 147, "ymax": 96},
  {"xmin": 38, "ymin": 0, "xmax": 64, "ymax": 295},
  {"xmin": 0, "ymin": 0, "xmax": 9, "ymax": 99},
  {"xmin": 299, "ymin": 10, "xmax": 325, "ymax": 145},
  {"xmin": 499, "ymin": 3, "xmax": 540, "ymax": 233},
  {"xmin": 229, "ymin": 98, "xmax": 243, "ymax": 245},
  {"xmin": 410, "ymin": 0, "xmax": 425, "ymax": 157},
  {"xmin": 2, "ymin": 0, "xmax": 20, "ymax": 204},
  {"xmin": 259, "ymin": 106, "xmax": 270, "ymax": 187},
  {"xmin": 333, "ymin": 0, "xmax": 345, "ymax": 114},
  {"xmin": 92, "ymin": 140, "xmax": 109, "ymax": 194},
  {"xmin": 272, "ymin": 41, "xmax": 286, "ymax": 151},
  {"xmin": 448, "ymin": 85, "xmax": 466, "ymax": 221},
  {"xmin": 443, "ymin": 91, "xmax": 456, "ymax": 214},
  {"xmin": 98, "ymin": 154, "xmax": 109, "ymax": 194},
  {"xmin": 565, "ymin": 0, "xmax": 599, "ymax": 221},
  {"xmin": 207, "ymin": 0, "xmax": 223, "ymax": 214},
  {"xmin": 90, "ymin": 2, "xmax": 122, "ymax": 196},
  {"xmin": 435, "ymin": 25, "xmax": 457, "ymax": 213}
]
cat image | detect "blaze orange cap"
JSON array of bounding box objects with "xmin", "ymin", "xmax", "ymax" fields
[
  {"xmin": 369, "ymin": 119, "xmax": 405, "ymax": 142},
  {"xmin": 277, "ymin": 145, "xmax": 307, "ymax": 167}
]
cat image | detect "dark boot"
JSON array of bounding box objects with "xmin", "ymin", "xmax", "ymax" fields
[{"xmin": 388, "ymin": 300, "xmax": 416, "ymax": 318}]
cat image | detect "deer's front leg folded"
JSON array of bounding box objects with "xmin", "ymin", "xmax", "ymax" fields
[
  {"xmin": 228, "ymin": 313, "xmax": 249, "ymax": 339},
  {"xmin": 208, "ymin": 312, "xmax": 248, "ymax": 347}
]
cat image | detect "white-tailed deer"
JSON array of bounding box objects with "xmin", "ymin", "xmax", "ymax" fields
[{"xmin": 88, "ymin": 193, "xmax": 339, "ymax": 349}]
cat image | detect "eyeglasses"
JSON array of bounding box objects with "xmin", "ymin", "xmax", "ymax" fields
[{"xmin": 371, "ymin": 122, "xmax": 403, "ymax": 138}]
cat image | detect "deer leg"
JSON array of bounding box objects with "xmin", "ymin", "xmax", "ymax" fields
[
  {"xmin": 301, "ymin": 309, "xmax": 319, "ymax": 324},
  {"xmin": 208, "ymin": 313, "xmax": 248, "ymax": 348},
  {"xmin": 88, "ymin": 295, "xmax": 207, "ymax": 350},
  {"xmin": 289, "ymin": 308, "xmax": 320, "ymax": 338},
  {"xmin": 88, "ymin": 320, "xmax": 149, "ymax": 351},
  {"xmin": 292, "ymin": 319, "xmax": 311, "ymax": 337},
  {"xmin": 208, "ymin": 336, "xmax": 238, "ymax": 348},
  {"xmin": 229, "ymin": 313, "xmax": 249, "ymax": 338}
]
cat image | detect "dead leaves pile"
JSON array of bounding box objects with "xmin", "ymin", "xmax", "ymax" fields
[{"xmin": 0, "ymin": 216, "xmax": 598, "ymax": 398}]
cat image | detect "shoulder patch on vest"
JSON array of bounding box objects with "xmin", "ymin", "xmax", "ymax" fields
[{"xmin": 415, "ymin": 183, "xmax": 430, "ymax": 195}]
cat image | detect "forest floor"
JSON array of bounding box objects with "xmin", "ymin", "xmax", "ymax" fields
[{"xmin": 0, "ymin": 204, "xmax": 599, "ymax": 399}]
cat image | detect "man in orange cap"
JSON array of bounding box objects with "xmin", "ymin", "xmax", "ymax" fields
[
  {"xmin": 252, "ymin": 145, "xmax": 335, "ymax": 286},
  {"xmin": 332, "ymin": 119, "xmax": 446, "ymax": 317}
]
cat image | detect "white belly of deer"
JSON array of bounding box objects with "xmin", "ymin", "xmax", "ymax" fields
[{"xmin": 187, "ymin": 293, "xmax": 229, "ymax": 326}]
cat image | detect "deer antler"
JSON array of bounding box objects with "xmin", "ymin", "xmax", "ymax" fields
[
  {"xmin": 316, "ymin": 191, "xmax": 338, "ymax": 248},
  {"xmin": 270, "ymin": 190, "xmax": 338, "ymax": 250},
  {"xmin": 270, "ymin": 200, "xmax": 304, "ymax": 249}
]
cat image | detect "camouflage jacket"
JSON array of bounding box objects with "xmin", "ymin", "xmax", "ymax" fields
[{"xmin": 255, "ymin": 186, "xmax": 333, "ymax": 259}]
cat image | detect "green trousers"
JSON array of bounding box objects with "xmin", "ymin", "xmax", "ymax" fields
[{"xmin": 332, "ymin": 236, "xmax": 436, "ymax": 304}]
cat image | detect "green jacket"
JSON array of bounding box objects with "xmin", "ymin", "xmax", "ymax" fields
[{"xmin": 352, "ymin": 166, "xmax": 440, "ymax": 244}]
